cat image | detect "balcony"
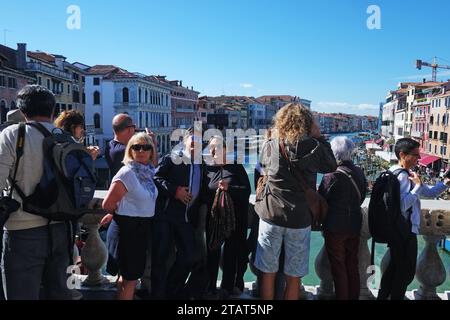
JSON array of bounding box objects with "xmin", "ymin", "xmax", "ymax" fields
[
  {"xmin": 176, "ymin": 107, "xmax": 195, "ymax": 113},
  {"xmin": 411, "ymin": 131, "xmax": 424, "ymax": 139},
  {"xmin": 73, "ymin": 194, "xmax": 450, "ymax": 300},
  {"xmin": 26, "ymin": 62, "xmax": 72, "ymax": 81},
  {"xmin": 413, "ymin": 97, "xmax": 429, "ymax": 106}
]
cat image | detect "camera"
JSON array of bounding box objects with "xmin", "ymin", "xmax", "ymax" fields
[
  {"xmin": 0, "ymin": 197, "xmax": 20, "ymax": 227},
  {"xmin": 444, "ymin": 169, "xmax": 450, "ymax": 179}
]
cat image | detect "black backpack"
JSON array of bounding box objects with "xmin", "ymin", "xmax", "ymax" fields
[
  {"xmin": 368, "ymin": 168, "xmax": 412, "ymax": 265},
  {"xmin": 11, "ymin": 122, "xmax": 97, "ymax": 222}
]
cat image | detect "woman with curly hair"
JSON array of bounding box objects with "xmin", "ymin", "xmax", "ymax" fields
[
  {"xmin": 54, "ymin": 110, "xmax": 99, "ymax": 159},
  {"xmin": 254, "ymin": 103, "xmax": 337, "ymax": 300}
]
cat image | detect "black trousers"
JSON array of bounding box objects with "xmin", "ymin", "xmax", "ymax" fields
[
  {"xmin": 206, "ymin": 204, "xmax": 248, "ymax": 294},
  {"xmin": 151, "ymin": 219, "xmax": 195, "ymax": 299},
  {"xmin": 378, "ymin": 232, "xmax": 417, "ymax": 300}
]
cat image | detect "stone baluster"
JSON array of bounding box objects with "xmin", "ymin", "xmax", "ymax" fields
[
  {"xmin": 414, "ymin": 209, "xmax": 450, "ymax": 300},
  {"xmin": 314, "ymin": 241, "xmax": 335, "ymax": 299},
  {"xmin": 80, "ymin": 198, "xmax": 109, "ymax": 286},
  {"xmin": 358, "ymin": 208, "xmax": 375, "ymax": 300},
  {"xmin": 415, "ymin": 235, "xmax": 447, "ymax": 300}
]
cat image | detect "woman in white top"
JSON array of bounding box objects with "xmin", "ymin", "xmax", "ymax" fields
[{"xmin": 101, "ymin": 132, "xmax": 158, "ymax": 300}]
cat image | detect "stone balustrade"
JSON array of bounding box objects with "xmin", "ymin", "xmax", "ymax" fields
[
  {"xmin": 79, "ymin": 192, "xmax": 449, "ymax": 300},
  {"xmin": 313, "ymin": 199, "xmax": 450, "ymax": 300}
]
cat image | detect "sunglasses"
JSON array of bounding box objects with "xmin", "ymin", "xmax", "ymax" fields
[{"xmin": 131, "ymin": 144, "xmax": 153, "ymax": 152}]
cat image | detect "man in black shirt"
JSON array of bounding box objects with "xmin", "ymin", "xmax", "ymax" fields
[{"xmin": 105, "ymin": 114, "xmax": 136, "ymax": 178}]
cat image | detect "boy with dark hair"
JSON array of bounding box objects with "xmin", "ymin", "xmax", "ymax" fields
[{"xmin": 378, "ymin": 138, "xmax": 450, "ymax": 300}]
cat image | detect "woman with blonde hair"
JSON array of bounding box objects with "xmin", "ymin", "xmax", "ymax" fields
[
  {"xmin": 254, "ymin": 103, "xmax": 337, "ymax": 300},
  {"xmin": 100, "ymin": 132, "xmax": 158, "ymax": 300}
]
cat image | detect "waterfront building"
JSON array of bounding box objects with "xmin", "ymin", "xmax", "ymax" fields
[
  {"xmin": 84, "ymin": 65, "xmax": 172, "ymax": 154},
  {"xmin": 0, "ymin": 43, "xmax": 34, "ymax": 123}
]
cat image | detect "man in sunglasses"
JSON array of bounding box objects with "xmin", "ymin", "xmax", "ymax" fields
[{"xmin": 152, "ymin": 127, "xmax": 205, "ymax": 299}]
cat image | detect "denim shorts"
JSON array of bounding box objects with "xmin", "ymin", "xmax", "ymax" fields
[{"xmin": 254, "ymin": 219, "xmax": 311, "ymax": 277}]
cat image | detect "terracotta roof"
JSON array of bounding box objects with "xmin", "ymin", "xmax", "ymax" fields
[
  {"xmin": 257, "ymin": 95, "xmax": 298, "ymax": 103},
  {"xmin": 87, "ymin": 65, "xmax": 136, "ymax": 78},
  {"xmin": 27, "ymin": 51, "xmax": 56, "ymax": 63},
  {"xmin": 413, "ymin": 81, "xmax": 443, "ymax": 88}
]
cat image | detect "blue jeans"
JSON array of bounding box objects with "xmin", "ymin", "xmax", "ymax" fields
[{"xmin": 1, "ymin": 223, "xmax": 72, "ymax": 300}]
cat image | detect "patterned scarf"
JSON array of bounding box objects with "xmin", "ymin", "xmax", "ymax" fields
[{"xmin": 127, "ymin": 161, "xmax": 157, "ymax": 196}]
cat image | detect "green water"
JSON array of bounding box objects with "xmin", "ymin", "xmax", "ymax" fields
[{"xmin": 239, "ymin": 132, "xmax": 450, "ymax": 292}]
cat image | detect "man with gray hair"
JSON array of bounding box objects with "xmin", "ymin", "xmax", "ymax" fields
[{"xmin": 318, "ymin": 136, "xmax": 367, "ymax": 300}]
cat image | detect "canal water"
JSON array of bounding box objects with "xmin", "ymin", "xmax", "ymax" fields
[{"xmin": 238, "ymin": 132, "xmax": 450, "ymax": 292}]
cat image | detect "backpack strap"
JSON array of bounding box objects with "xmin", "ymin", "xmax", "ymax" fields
[
  {"xmin": 7, "ymin": 122, "xmax": 26, "ymax": 199},
  {"xmin": 336, "ymin": 168, "xmax": 362, "ymax": 202},
  {"xmin": 370, "ymin": 238, "xmax": 375, "ymax": 269},
  {"xmin": 26, "ymin": 122, "xmax": 52, "ymax": 137}
]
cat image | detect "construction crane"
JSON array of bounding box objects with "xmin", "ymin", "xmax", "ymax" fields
[{"xmin": 416, "ymin": 57, "xmax": 450, "ymax": 82}]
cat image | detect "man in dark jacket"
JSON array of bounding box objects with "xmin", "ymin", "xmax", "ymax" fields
[{"xmin": 152, "ymin": 128, "xmax": 204, "ymax": 299}]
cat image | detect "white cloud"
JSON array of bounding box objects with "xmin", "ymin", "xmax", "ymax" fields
[{"xmin": 240, "ymin": 83, "xmax": 254, "ymax": 88}]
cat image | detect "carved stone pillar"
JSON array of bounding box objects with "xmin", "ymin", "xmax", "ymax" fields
[
  {"xmin": 415, "ymin": 209, "xmax": 450, "ymax": 300},
  {"xmin": 80, "ymin": 199, "xmax": 109, "ymax": 286},
  {"xmin": 415, "ymin": 235, "xmax": 447, "ymax": 300}
]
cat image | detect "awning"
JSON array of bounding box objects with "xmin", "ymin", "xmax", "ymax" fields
[{"xmin": 419, "ymin": 153, "xmax": 441, "ymax": 167}]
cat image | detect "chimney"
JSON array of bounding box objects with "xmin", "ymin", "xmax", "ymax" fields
[
  {"xmin": 53, "ymin": 55, "xmax": 66, "ymax": 70},
  {"xmin": 180, "ymin": 80, "xmax": 183, "ymax": 87},
  {"xmin": 16, "ymin": 43, "xmax": 26, "ymax": 70},
  {"xmin": 423, "ymin": 78, "xmax": 426, "ymax": 84}
]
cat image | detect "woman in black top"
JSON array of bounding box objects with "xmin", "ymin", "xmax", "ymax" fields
[
  {"xmin": 204, "ymin": 137, "xmax": 251, "ymax": 298},
  {"xmin": 318, "ymin": 136, "xmax": 367, "ymax": 300}
]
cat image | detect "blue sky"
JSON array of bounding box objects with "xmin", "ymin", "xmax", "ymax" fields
[{"xmin": 1, "ymin": 0, "xmax": 450, "ymax": 116}]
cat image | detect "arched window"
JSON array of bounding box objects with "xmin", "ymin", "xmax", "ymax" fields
[
  {"xmin": 123, "ymin": 88, "xmax": 129, "ymax": 103},
  {"xmin": 0, "ymin": 100, "xmax": 7, "ymax": 123},
  {"xmin": 145, "ymin": 112, "xmax": 149, "ymax": 127},
  {"xmin": 139, "ymin": 88, "xmax": 142, "ymax": 103},
  {"xmin": 145, "ymin": 90, "xmax": 148, "ymax": 104},
  {"xmin": 93, "ymin": 91, "xmax": 100, "ymax": 105},
  {"xmin": 94, "ymin": 113, "xmax": 101, "ymax": 129}
]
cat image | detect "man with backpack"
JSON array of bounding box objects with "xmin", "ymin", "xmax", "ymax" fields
[
  {"xmin": 0, "ymin": 85, "xmax": 78, "ymax": 299},
  {"xmin": 371, "ymin": 138, "xmax": 450, "ymax": 300}
]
